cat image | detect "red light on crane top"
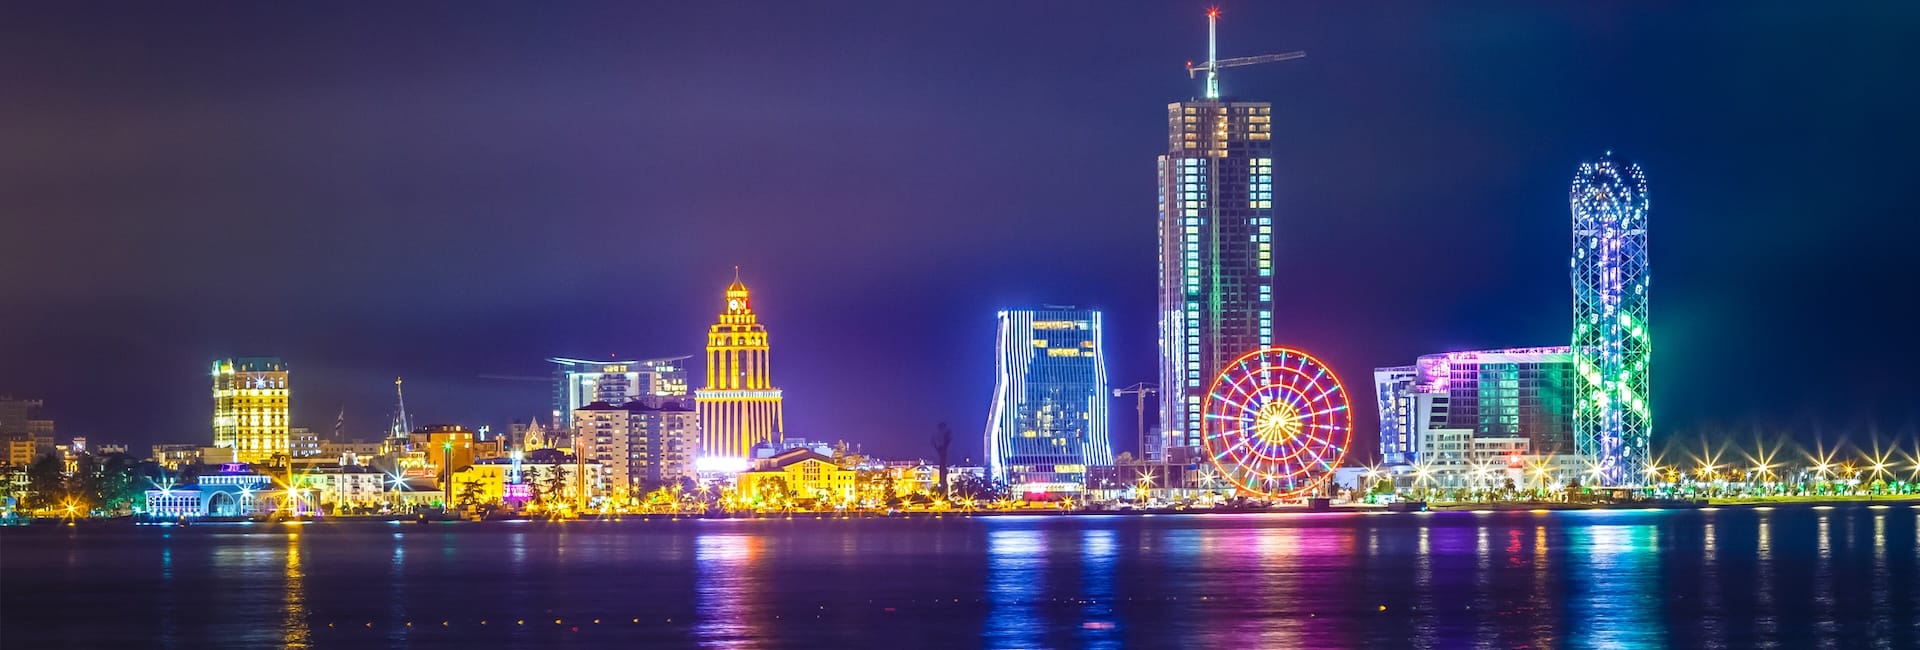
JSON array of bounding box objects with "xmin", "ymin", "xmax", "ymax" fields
[{"xmin": 1207, "ymin": 7, "xmax": 1220, "ymax": 19}]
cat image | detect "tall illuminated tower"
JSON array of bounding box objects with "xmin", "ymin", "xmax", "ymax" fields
[
  {"xmin": 695, "ymin": 269, "xmax": 784, "ymax": 459},
  {"xmin": 1158, "ymin": 10, "xmax": 1292, "ymax": 455},
  {"xmin": 984, "ymin": 307, "xmax": 1112, "ymax": 497},
  {"xmin": 212, "ymin": 357, "xmax": 290, "ymax": 464},
  {"xmin": 1570, "ymin": 153, "xmax": 1650, "ymax": 486}
]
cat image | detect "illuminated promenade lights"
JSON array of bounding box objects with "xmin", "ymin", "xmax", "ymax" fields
[{"xmin": 1570, "ymin": 153, "xmax": 1650, "ymax": 486}]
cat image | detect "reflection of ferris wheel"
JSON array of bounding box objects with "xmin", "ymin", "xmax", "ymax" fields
[{"xmin": 1201, "ymin": 347, "xmax": 1353, "ymax": 499}]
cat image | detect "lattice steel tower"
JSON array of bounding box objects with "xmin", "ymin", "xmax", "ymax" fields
[{"xmin": 1570, "ymin": 153, "xmax": 1649, "ymax": 486}]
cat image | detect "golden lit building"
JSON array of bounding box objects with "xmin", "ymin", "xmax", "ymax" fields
[
  {"xmin": 737, "ymin": 449, "xmax": 855, "ymax": 505},
  {"xmin": 212, "ymin": 357, "xmax": 289, "ymax": 464},
  {"xmin": 695, "ymin": 270, "xmax": 784, "ymax": 458}
]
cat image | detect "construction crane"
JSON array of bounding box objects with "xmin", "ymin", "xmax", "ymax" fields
[
  {"xmin": 1112, "ymin": 383, "xmax": 1158, "ymax": 461},
  {"xmin": 1186, "ymin": 8, "xmax": 1305, "ymax": 100}
]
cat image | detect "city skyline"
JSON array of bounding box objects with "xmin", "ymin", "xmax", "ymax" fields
[{"xmin": 3, "ymin": 3, "xmax": 1918, "ymax": 461}]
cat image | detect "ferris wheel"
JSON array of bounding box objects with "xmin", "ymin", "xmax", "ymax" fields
[{"xmin": 1201, "ymin": 347, "xmax": 1353, "ymax": 499}]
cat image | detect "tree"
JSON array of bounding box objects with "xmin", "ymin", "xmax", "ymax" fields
[
  {"xmin": 951, "ymin": 474, "xmax": 1011, "ymax": 502},
  {"xmin": 81, "ymin": 453, "xmax": 144, "ymax": 514},
  {"xmin": 25, "ymin": 454, "xmax": 66, "ymax": 511},
  {"xmin": 930, "ymin": 422, "xmax": 953, "ymax": 498},
  {"xmin": 542, "ymin": 466, "xmax": 571, "ymax": 504},
  {"xmin": 880, "ymin": 471, "xmax": 902, "ymax": 508},
  {"xmin": 454, "ymin": 479, "xmax": 486, "ymax": 510}
]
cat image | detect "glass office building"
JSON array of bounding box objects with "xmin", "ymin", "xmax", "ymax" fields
[
  {"xmin": 984, "ymin": 307, "xmax": 1113, "ymax": 497},
  {"xmin": 549, "ymin": 356, "xmax": 690, "ymax": 430},
  {"xmin": 1374, "ymin": 347, "xmax": 1576, "ymax": 464}
]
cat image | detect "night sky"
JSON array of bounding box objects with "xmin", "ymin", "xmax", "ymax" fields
[{"xmin": 3, "ymin": 2, "xmax": 1917, "ymax": 462}]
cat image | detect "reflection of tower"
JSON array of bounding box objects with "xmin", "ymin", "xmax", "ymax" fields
[
  {"xmin": 1570, "ymin": 153, "xmax": 1650, "ymax": 486},
  {"xmin": 695, "ymin": 269, "xmax": 784, "ymax": 458}
]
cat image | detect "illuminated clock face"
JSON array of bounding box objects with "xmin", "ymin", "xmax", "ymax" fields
[{"xmin": 728, "ymin": 299, "xmax": 741, "ymax": 310}]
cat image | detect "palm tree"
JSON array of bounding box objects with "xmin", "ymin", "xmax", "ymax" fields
[
  {"xmin": 930, "ymin": 422, "xmax": 953, "ymax": 498},
  {"xmin": 543, "ymin": 466, "xmax": 571, "ymax": 505}
]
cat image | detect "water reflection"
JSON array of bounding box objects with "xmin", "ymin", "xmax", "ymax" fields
[
  {"xmin": 1571, "ymin": 522, "xmax": 1665, "ymax": 648},
  {"xmin": 1871, "ymin": 512, "xmax": 1890, "ymax": 641},
  {"xmin": 1755, "ymin": 513, "xmax": 1776, "ymax": 641},
  {"xmin": 1077, "ymin": 529, "xmax": 1119, "ymax": 649},
  {"xmin": 1816, "ymin": 513, "xmax": 1835, "ymax": 646},
  {"xmin": 694, "ymin": 531, "xmax": 766, "ymax": 648},
  {"xmin": 283, "ymin": 532, "xmax": 308, "ymax": 649},
  {"xmin": 7, "ymin": 509, "xmax": 1920, "ymax": 649},
  {"xmin": 984, "ymin": 527, "xmax": 1045, "ymax": 649}
]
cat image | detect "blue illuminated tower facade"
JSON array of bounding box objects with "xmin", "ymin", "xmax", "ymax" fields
[
  {"xmin": 984, "ymin": 307, "xmax": 1113, "ymax": 497},
  {"xmin": 1570, "ymin": 153, "xmax": 1650, "ymax": 486}
]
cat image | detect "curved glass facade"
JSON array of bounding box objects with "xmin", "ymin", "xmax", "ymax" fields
[{"xmin": 984, "ymin": 307, "xmax": 1112, "ymax": 496}]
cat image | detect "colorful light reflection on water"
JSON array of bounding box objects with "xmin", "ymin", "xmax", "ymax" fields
[{"xmin": 1, "ymin": 507, "xmax": 1917, "ymax": 648}]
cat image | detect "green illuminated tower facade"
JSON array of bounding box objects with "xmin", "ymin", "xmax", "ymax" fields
[{"xmin": 1570, "ymin": 153, "xmax": 1649, "ymax": 486}]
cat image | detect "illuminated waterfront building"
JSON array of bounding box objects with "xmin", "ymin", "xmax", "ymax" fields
[
  {"xmin": 289, "ymin": 427, "xmax": 321, "ymax": 458},
  {"xmin": 1570, "ymin": 153, "xmax": 1651, "ymax": 485},
  {"xmin": 984, "ymin": 307, "xmax": 1113, "ymax": 497},
  {"xmin": 737, "ymin": 448, "xmax": 855, "ymax": 506},
  {"xmin": 1156, "ymin": 42, "xmax": 1279, "ymax": 456},
  {"xmin": 143, "ymin": 466, "xmax": 273, "ymax": 518},
  {"xmin": 695, "ymin": 271, "xmax": 784, "ymax": 459},
  {"xmin": 291, "ymin": 465, "xmax": 385, "ymax": 511},
  {"xmin": 549, "ymin": 356, "xmax": 690, "ymax": 430},
  {"xmin": 1373, "ymin": 366, "xmax": 1416, "ymax": 465},
  {"xmin": 211, "ymin": 357, "xmax": 290, "ymax": 464},
  {"xmin": 452, "ymin": 453, "xmax": 605, "ymax": 506},
  {"xmin": 573, "ymin": 400, "xmax": 699, "ymax": 494},
  {"xmin": 1374, "ymin": 347, "xmax": 1576, "ymax": 468}
]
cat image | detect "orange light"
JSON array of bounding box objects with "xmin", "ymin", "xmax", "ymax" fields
[{"xmin": 1208, "ymin": 8, "xmax": 1220, "ymax": 19}]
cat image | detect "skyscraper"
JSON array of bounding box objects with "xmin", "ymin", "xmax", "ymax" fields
[
  {"xmin": 984, "ymin": 307, "xmax": 1112, "ymax": 497},
  {"xmin": 548, "ymin": 356, "xmax": 690, "ymax": 430},
  {"xmin": 1156, "ymin": 93, "xmax": 1277, "ymax": 453},
  {"xmin": 212, "ymin": 357, "xmax": 290, "ymax": 464},
  {"xmin": 1570, "ymin": 153, "xmax": 1650, "ymax": 486},
  {"xmin": 695, "ymin": 270, "xmax": 784, "ymax": 459}
]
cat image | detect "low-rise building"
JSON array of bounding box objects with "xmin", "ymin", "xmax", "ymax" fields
[
  {"xmin": 142, "ymin": 467, "xmax": 275, "ymax": 519},
  {"xmin": 449, "ymin": 454, "xmax": 605, "ymax": 507},
  {"xmin": 293, "ymin": 465, "xmax": 387, "ymax": 512},
  {"xmin": 738, "ymin": 449, "xmax": 856, "ymax": 506}
]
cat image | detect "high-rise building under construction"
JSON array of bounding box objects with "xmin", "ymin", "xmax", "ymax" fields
[{"xmin": 1157, "ymin": 10, "xmax": 1294, "ymax": 456}]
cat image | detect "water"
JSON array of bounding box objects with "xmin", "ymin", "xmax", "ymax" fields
[{"xmin": 4, "ymin": 506, "xmax": 1918, "ymax": 649}]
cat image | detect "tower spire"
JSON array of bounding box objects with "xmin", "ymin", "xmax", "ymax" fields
[{"xmin": 391, "ymin": 377, "xmax": 411, "ymax": 440}]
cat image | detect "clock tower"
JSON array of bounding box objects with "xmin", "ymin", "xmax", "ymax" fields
[{"xmin": 695, "ymin": 268, "xmax": 785, "ymax": 458}]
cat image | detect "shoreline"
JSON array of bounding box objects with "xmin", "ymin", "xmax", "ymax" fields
[{"xmin": 10, "ymin": 496, "xmax": 1919, "ymax": 527}]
